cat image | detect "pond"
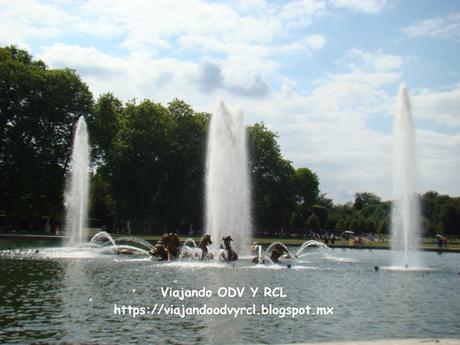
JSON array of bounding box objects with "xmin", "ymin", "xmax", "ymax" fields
[{"xmin": 0, "ymin": 239, "xmax": 459, "ymax": 344}]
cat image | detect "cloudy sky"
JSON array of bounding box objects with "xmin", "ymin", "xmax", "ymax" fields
[{"xmin": 1, "ymin": 0, "xmax": 459, "ymax": 203}]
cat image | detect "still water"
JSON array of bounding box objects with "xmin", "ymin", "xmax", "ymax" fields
[{"xmin": 0, "ymin": 240, "xmax": 459, "ymax": 344}]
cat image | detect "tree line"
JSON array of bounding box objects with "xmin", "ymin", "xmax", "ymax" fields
[{"xmin": 1, "ymin": 46, "xmax": 459, "ymax": 237}]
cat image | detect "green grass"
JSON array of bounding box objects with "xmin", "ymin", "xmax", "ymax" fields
[{"xmin": 107, "ymin": 232, "xmax": 460, "ymax": 250}]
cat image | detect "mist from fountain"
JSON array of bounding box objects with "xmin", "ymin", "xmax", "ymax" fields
[
  {"xmin": 64, "ymin": 117, "xmax": 89, "ymax": 246},
  {"xmin": 87, "ymin": 231, "xmax": 151, "ymax": 256},
  {"xmin": 180, "ymin": 238, "xmax": 202, "ymax": 259},
  {"xmin": 390, "ymin": 82, "xmax": 422, "ymax": 269},
  {"xmin": 205, "ymin": 101, "xmax": 252, "ymax": 255},
  {"xmin": 295, "ymin": 240, "xmax": 330, "ymax": 256}
]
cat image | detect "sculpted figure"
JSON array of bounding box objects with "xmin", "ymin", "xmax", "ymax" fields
[
  {"xmin": 221, "ymin": 236, "xmax": 238, "ymax": 261},
  {"xmin": 149, "ymin": 243, "xmax": 172, "ymax": 260},
  {"xmin": 149, "ymin": 232, "xmax": 180, "ymax": 260},
  {"xmin": 198, "ymin": 234, "xmax": 212, "ymax": 260},
  {"xmin": 252, "ymin": 243, "xmax": 289, "ymax": 263}
]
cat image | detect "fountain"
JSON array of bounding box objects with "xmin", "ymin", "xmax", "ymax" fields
[
  {"xmin": 390, "ymin": 82, "xmax": 422, "ymax": 269},
  {"xmin": 205, "ymin": 101, "xmax": 252, "ymax": 255},
  {"xmin": 64, "ymin": 116, "xmax": 90, "ymax": 246},
  {"xmin": 59, "ymin": 117, "xmax": 150, "ymax": 257},
  {"xmin": 180, "ymin": 238, "xmax": 202, "ymax": 259}
]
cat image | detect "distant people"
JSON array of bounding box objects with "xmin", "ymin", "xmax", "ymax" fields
[{"xmin": 436, "ymin": 234, "xmax": 443, "ymax": 248}]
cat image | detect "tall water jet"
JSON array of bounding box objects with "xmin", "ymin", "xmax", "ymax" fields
[
  {"xmin": 205, "ymin": 101, "xmax": 252, "ymax": 255},
  {"xmin": 64, "ymin": 117, "xmax": 90, "ymax": 246},
  {"xmin": 391, "ymin": 82, "xmax": 421, "ymax": 268}
]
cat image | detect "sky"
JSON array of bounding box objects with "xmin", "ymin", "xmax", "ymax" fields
[{"xmin": 1, "ymin": 0, "xmax": 459, "ymax": 203}]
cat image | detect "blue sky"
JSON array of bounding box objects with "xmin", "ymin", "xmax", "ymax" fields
[{"xmin": 1, "ymin": 0, "xmax": 459, "ymax": 202}]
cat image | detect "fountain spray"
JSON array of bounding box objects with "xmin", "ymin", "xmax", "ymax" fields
[
  {"xmin": 64, "ymin": 117, "xmax": 90, "ymax": 246},
  {"xmin": 391, "ymin": 82, "xmax": 421, "ymax": 268},
  {"xmin": 205, "ymin": 101, "xmax": 252, "ymax": 255}
]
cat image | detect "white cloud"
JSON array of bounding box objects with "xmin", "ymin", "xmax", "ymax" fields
[
  {"xmin": 0, "ymin": 0, "xmax": 325, "ymax": 57},
  {"xmin": 234, "ymin": 51, "xmax": 460, "ymax": 202},
  {"xmin": 416, "ymin": 130, "xmax": 460, "ymax": 194},
  {"xmin": 280, "ymin": 0, "xmax": 328, "ymax": 29},
  {"xmin": 402, "ymin": 12, "xmax": 460, "ymax": 40},
  {"xmin": 39, "ymin": 42, "xmax": 460, "ymax": 202},
  {"xmin": 412, "ymin": 85, "xmax": 460, "ymax": 127},
  {"xmin": 339, "ymin": 49, "xmax": 411, "ymax": 72},
  {"xmin": 39, "ymin": 44, "xmax": 205, "ymax": 105},
  {"xmin": 2, "ymin": 1, "xmax": 459, "ymax": 203},
  {"xmin": 331, "ymin": 0, "xmax": 387, "ymax": 14},
  {"xmin": 305, "ymin": 34, "xmax": 327, "ymax": 50},
  {"xmin": 278, "ymin": 34, "xmax": 327, "ymax": 55},
  {"xmin": 0, "ymin": 0, "xmax": 121, "ymax": 48},
  {"xmin": 1, "ymin": 0, "xmax": 328, "ymax": 104}
]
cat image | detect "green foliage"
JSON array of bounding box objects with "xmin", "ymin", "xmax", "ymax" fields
[
  {"xmin": 306, "ymin": 213, "xmax": 320, "ymax": 231},
  {"xmin": 317, "ymin": 193, "xmax": 333, "ymax": 208},
  {"xmin": 377, "ymin": 220, "xmax": 388, "ymax": 234},
  {"xmin": 289, "ymin": 211, "xmax": 306, "ymax": 229},
  {"xmin": 329, "ymin": 196, "xmax": 390, "ymax": 234},
  {"xmin": 295, "ymin": 167, "xmax": 319, "ymax": 212},
  {"xmin": 89, "ymin": 93, "xmax": 123, "ymax": 163},
  {"xmin": 0, "ymin": 46, "xmax": 93, "ymax": 221},
  {"xmin": 353, "ymin": 192, "xmax": 381, "ymax": 210},
  {"xmin": 421, "ymin": 191, "xmax": 460, "ymax": 236},
  {"xmin": 248, "ymin": 123, "xmax": 296, "ymax": 228},
  {"xmin": 2, "ymin": 46, "xmax": 458, "ymax": 238},
  {"xmin": 312, "ymin": 205, "xmax": 328, "ymax": 228},
  {"xmin": 89, "ymin": 173, "xmax": 115, "ymax": 220}
]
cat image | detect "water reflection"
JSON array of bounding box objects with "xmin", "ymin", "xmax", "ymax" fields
[{"xmin": 0, "ymin": 247, "xmax": 459, "ymax": 344}]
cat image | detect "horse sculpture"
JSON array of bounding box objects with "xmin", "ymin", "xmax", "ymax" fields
[
  {"xmin": 221, "ymin": 236, "xmax": 238, "ymax": 261},
  {"xmin": 149, "ymin": 232, "xmax": 181, "ymax": 260},
  {"xmin": 252, "ymin": 243, "xmax": 289, "ymax": 263},
  {"xmin": 269, "ymin": 243, "xmax": 289, "ymax": 262},
  {"xmin": 198, "ymin": 234, "xmax": 212, "ymax": 260},
  {"xmin": 149, "ymin": 243, "xmax": 171, "ymax": 260}
]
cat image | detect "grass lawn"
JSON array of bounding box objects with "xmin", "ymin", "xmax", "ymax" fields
[{"xmin": 108, "ymin": 232, "xmax": 460, "ymax": 250}]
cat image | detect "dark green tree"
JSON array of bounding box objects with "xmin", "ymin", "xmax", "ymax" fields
[
  {"xmin": 353, "ymin": 192, "xmax": 381, "ymax": 210},
  {"xmin": 306, "ymin": 213, "xmax": 320, "ymax": 231},
  {"xmin": 289, "ymin": 211, "xmax": 306, "ymax": 229},
  {"xmin": 248, "ymin": 123, "xmax": 296, "ymax": 229},
  {"xmin": 89, "ymin": 93, "xmax": 123, "ymax": 164},
  {"xmin": 0, "ymin": 46, "xmax": 93, "ymax": 225},
  {"xmin": 295, "ymin": 167, "xmax": 319, "ymax": 213},
  {"xmin": 109, "ymin": 100, "xmax": 173, "ymax": 230}
]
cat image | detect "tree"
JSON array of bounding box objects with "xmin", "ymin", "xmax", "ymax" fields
[
  {"xmin": 0, "ymin": 46, "xmax": 93, "ymax": 224},
  {"xmin": 109, "ymin": 100, "xmax": 174, "ymax": 229},
  {"xmin": 306, "ymin": 213, "xmax": 320, "ymax": 231},
  {"xmin": 335, "ymin": 217, "xmax": 346, "ymax": 230},
  {"xmin": 163, "ymin": 99, "xmax": 209, "ymax": 231},
  {"xmin": 440, "ymin": 201, "xmax": 460, "ymax": 235},
  {"xmin": 377, "ymin": 220, "xmax": 388, "ymax": 234},
  {"xmin": 421, "ymin": 191, "xmax": 460, "ymax": 236},
  {"xmin": 248, "ymin": 123, "xmax": 297, "ymax": 229},
  {"xmin": 317, "ymin": 193, "xmax": 333, "ymax": 208},
  {"xmin": 312, "ymin": 205, "xmax": 328, "ymax": 228},
  {"xmin": 89, "ymin": 173, "xmax": 116, "ymax": 222},
  {"xmin": 288, "ymin": 211, "xmax": 305, "ymax": 229},
  {"xmin": 89, "ymin": 93, "xmax": 123, "ymax": 164},
  {"xmin": 295, "ymin": 167, "xmax": 319, "ymax": 212},
  {"xmin": 353, "ymin": 192, "xmax": 381, "ymax": 210}
]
